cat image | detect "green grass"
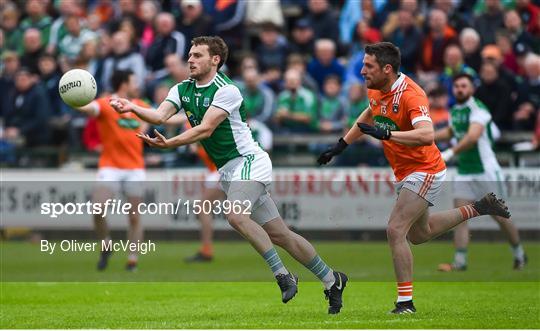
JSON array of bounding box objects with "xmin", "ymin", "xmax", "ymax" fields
[{"xmin": 1, "ymin": 241, "xmax": 539, "ymax": 328}]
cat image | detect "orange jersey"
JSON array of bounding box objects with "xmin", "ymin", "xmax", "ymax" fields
[
  {"xmin": 94, "ymin": 97, "xmax": 148, "ymax": 169},
  {"xmin": 367, "ymin": 74, "xmax": 446, "ymax": 181}
]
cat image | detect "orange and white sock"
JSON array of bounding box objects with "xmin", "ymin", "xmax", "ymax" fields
[
  {"xmin": 397, "ymin": 281, "xmax": 413, "ymax": 302},
  {"xmin": 458, "ymin": 204, "xmax": 480, "ymax": 220},
  {"xmin": 200, "ymin": 243, "xmax": 213, "ymax": 257}
]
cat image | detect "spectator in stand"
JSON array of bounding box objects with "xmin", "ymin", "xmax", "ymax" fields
[
  {"xmin": 433, "ymin": 0, "xmax": 471, "ymax": 33},
  {"xmin": 37, "ymin": 53, "xmax": 62, "ymax": 116},
  {"xmin": 495, "ymin": 31, "xmax": 521, "ymax": 74},
  {"xmin": 107, "ymin": 0, "xmax": 144, "ymax": 37},
  {"xmin": 159, "ymin": 54, "xmax": 190, "ymax": 88},
  {"xmin": 504, "ymin": 9, "xmax": 537, "ymax": 51},
  {"xmin": 305, "ymin": 0, "xmax": 340, "ymax": 42},
  {"xmin": 38, "ymin": 53, "xmax": 70, "ymax": 146},
  {"xmin": 118, "ymin": 17, "xmax": 143, "ymax": 52},
  {"xmin": 4, "ymin": 67, "xmax": 51, "ymax": 147},
  {"xmin": 514, "ymin": 53, "xmax": 540, "ymax": 131},
  {"xmin": 19, "ymin": 0, "xmax": 52, "ymax": 46},
  {"xmin": 439, "ymin": 44, "xmax": 477, "ymax": 106},
  {"xmin": 516, "ymin": 0, "xmax": 540, "ymax": 35},
  {"xmin": 176, "ymin": 0, "xmax": 215, "ymax": 59},
  {"xmin": 255, "ymin": 22, "xmax": 289, "ymax": 72},
  {"xmin": 237, "ymin": 68, "xmax": 275, "ymax": 124},
  {"xmin": 381, "ymin": 0, "xmax": 424, "ymax": 39},
  {"xmin": 420, "ymin": 9, "xmax": 458, "ymax": 73},
  {"xmin": 460, "ymin": 28, "xmax": 483, "ymax": 73},
  {"xmin": 317, "ymin": 75, "xmax": 346, "ymax": 134},
  {"xmin": 386, "ymin": 8, "xmax": 423, "ymax": 75},
  {"xmin": 138, "ymin": 0, "xmax": 159, "ymax": 56},
  {"xmin": 345, "ymin": 83, "xmax": 369, "ymax": 130},
  {"xmin": 475, "ymin": 61, "xmax": 514, "ymax": 131},
  {"xmin": 480, "ymin": 44, "xmax": 519, "ymax": 99},
  {"xmin": 274, "ymin": 68, "xmax": 317, "ymax": 133},
  {"xmin": 102, "ymin": 31, "xmax": 146, "ymax": 92},
  {"xmin": 286, "ymin": 53, "xmax": 319, "ymax": 94},
  {"xmin": 336, "ymin": 82, "xmax": 387, "ymax": 167},
  {"xmin": 349, "ymin": 19, "xmax": 382, "ymax": 55},
  {"xmin": 1, "ymin": 4, "xmax": 23, "ymax": 54},
  {"xmin": 47, "ymin": 0, "xmax": 82, "ymax": 54},
  {"xmin": 473, "ymin": 0, "xmax": 505, "ymax": 46},
  {"xmin": 288, "ymin": 19, "xmax": 315, "ymax": 60},
  {"xmin": 20, "ymin": 29, "xmax": 44, "ymax": 75},
  {"xmin": 307, "ymin": 39, "xmax": 345, "ymax": 91},
  {"xmin": 57, "ymin": 15, "xmax": 97, "ymax": 64},
  {"xmin": 0, "ymin": 51, "xmax": 20, "ymax": 118},
  {"xmin": 426, "ymin": 85, "xmax": 450, "ymax": 148},
  {"xmin": 146, "ymin": 13, "xmax": 185, "ymax": 77}
]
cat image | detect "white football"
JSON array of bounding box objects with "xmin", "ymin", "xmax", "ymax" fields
[{"xmin": 59, "ymin": 69, "xmax": 97, "ymax": 107}]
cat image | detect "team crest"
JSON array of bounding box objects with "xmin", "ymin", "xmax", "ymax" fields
[
  {"xmin": 393, "ymin": 103, "xmax": 399, "ymax": 113},
  {"xmin": 203, "ymin": 97, "xmax": 210, "ymax": 107}
]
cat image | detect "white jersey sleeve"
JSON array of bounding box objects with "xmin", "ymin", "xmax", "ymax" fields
[
  {"xmin": 469, "ymin": 101, "xmax": 491, "ymax": 126},
  {"xmin": 165, "ymin": 85, "xmax": 183, "ymax": 112},
  {"xmin": 212, "ymin": 85, "xmax": 242, "ymax": 115}
]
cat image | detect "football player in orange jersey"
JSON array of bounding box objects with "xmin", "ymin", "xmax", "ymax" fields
[
  {"xmin": 318, "ymin": 42, "xmax": 511, "ymax": 314},
  {"xmin": 74, "ymin": 69, "xmax": 149, "ymax": 272},
  {"xmin": 185, "ymin": 146, "xmax": 225, "ymax": 262}
]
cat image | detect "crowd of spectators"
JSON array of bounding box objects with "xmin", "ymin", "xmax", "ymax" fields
[{"xmin": 1, "ymin": 0, "xmax": 539, "ymax": 167}]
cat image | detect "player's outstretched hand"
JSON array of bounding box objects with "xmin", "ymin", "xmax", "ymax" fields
[
  {"xmin": 110, "ymin": 97, "xmax": 133, "ymax": 114},
  {"xmin": 357, "ymin": 123, "xmax": 391, "ymax": 140},
  {"xmin": 317, "ymin": 138, "xmax": 348, "ymax": 165},
  {"xmin": 137, "ymin": 129, "xmax": 170, "ymax": 148}
]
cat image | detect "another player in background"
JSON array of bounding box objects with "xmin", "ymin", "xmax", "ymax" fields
[
  {"xmin": 74, "ymin": 69, "xmax": 149, "ymax": 271},
  {"xmin": 318, "ymin": 42, "xmax": 510, "ymax": 314},
  {"xmin": 184, "ymin": 145, "xmax": 224, "ymax": 262},
  {"xmin": 110, "ymin": 36, "xmax": 348, "ymax": 314},
  {"xmin": 435, "ymin": 74, "xmax": 527, "ymax": 271},
  {"xmin": 186, "ymin": 119, "xmax": 273, "ymax": 263}
]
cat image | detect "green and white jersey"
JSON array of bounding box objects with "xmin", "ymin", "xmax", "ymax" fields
[
  {"xmin": 165, "ymin": 72, "xmax": 262, "ymax": 168},
  {"xmin": 450, "ymin": 97, "xmax": 501, "ymax": 175}
]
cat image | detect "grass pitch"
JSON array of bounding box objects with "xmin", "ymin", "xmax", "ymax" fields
[{"xmin": 1, "ymin": 241, "xmax": 539, "ymax": 328}]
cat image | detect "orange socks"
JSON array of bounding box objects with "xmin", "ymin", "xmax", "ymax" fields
[
  {"xmin": 458, "ymin": 205, "xmax": 480, "ymax": 220},
  {"xmin": 200, "ymin": 243, "xmax": 213, "ymax": 257},
  {"xmin": 397, "ymin": 281, "xmax": 413, "ymax": 302}
]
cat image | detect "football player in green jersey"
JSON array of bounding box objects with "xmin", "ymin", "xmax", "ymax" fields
[
  {"xmin": 110, "ymin": 36, "xmax": 348, "ymax": 314},
  {"xmin": 435, "ymin": 73, "xmax": 527, "ymax": 271}
]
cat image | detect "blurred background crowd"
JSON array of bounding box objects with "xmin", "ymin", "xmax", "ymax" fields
[{"xmin": 1, "ymin": 0, "xmax": 539, "ymax": 168}]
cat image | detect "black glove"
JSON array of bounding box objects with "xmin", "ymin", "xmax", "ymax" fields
[
  {"xmin": 357, "ymin": 123, "xmax": 391, "ymax": 140},
  {"xmin": 317, "ymin": 138, "xmax": 348, "ymax": 165}
]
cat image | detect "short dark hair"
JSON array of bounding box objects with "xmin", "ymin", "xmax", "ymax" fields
[
  {"xmin": 452, "ymin": 73, "xmax": 475, "ymax": 85},
  {"xmin": 192, "ymin": 36, "xmax": 228, "ymax": 69},
  {"xmin": 324, "ymin": 74, "xmax": 342, "ymax": 85},
  {"xmin": 111, "ymin": 69, "xmax": 134, "ymax": 91},
  {"xmin": 365, "ymin": 42, "xmax": 401, "ymax": 73}
]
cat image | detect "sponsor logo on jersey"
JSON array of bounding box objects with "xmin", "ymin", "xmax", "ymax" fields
[{"xmin": 116, "ymin": 118, "xmax": 140, "ymax": 129}]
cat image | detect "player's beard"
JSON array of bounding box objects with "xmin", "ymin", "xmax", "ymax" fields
[
  {"xmin": 190, "ymin": 61, "xmax": 213, "ymax": 81},
  {"xmin": 455, "ymin": 92, "xmax": 470, "ymax": 104}
]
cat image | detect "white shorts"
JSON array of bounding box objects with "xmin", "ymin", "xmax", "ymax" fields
[
  {"xmin": 204, "ymin": 170, "xmax": 222, "ymax": 190},
  {"xmin": 453, "ymin": 170, "xmax": 507, "ymax": 201},
  {"xmin": 96, "ymin": 167, "xmax": 146, "ymax": 197},
  {"xmin": 395, "ymin": 169, "xmax": 447, "ymax": 206},
  {"xmin": 218, "ymin": 151, "xmax": 272, "ymax": 187}
]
